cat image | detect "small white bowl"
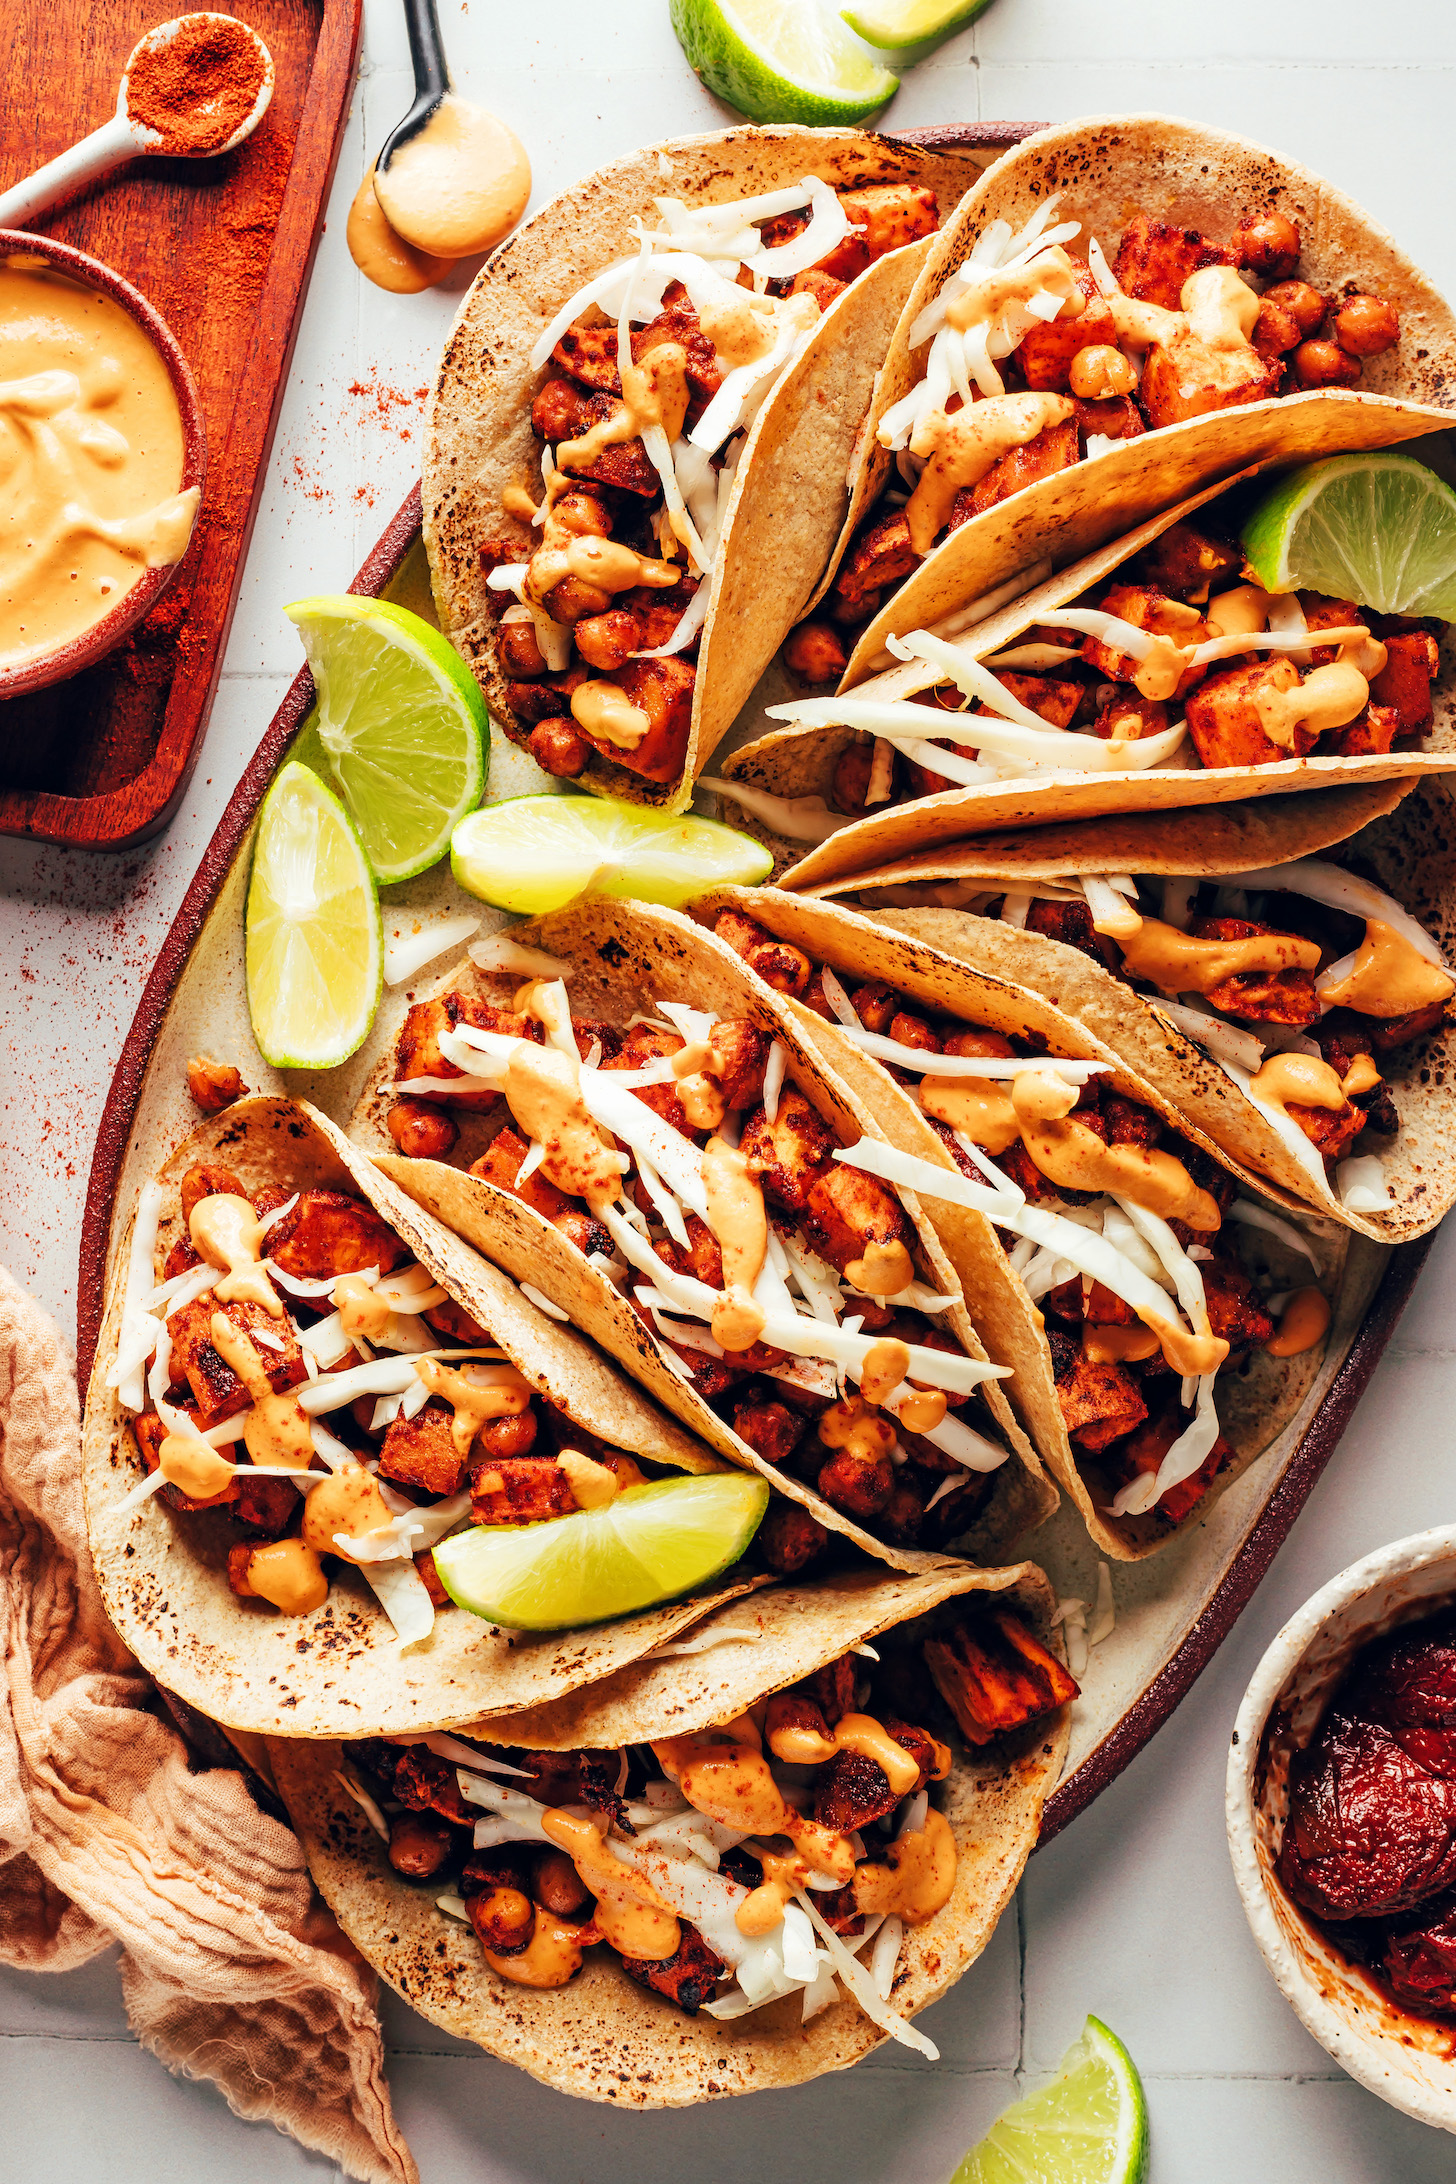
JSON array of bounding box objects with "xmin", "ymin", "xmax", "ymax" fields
[{"xmin": 1227, "ymin": 1525, "xmax": 1456, "ymax": 2133}]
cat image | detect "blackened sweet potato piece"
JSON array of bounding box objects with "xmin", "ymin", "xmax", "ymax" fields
[
  {"xmin": 620, "ymin": 1923, "xmax": 725, "ymax": 2014},
  {"xmin": 833, "ymin": 508, "xmax": 918, "ymax": 615},
  {"xmin": 1072, "ymin": 393, "xmax": 1145, "ymax": 443},
  {"xmin": 732, "ymin": 1397, "xmax": 806, "ymax": 1469},
  {"xmin": 710, "ymin": 1020, "xmax": 769, "ymax": 1110},
  {"xmin": 1025, "ymin": 896, "xmax": 1122, "ymax": 970},
  {"xmin": 814, "ymin": 1749, "xmax": 899, "ymax": 1831},
  {"xmin": 1185, "ymin": 657, "xmax": 1313, "ymax": 768},
  {"xmin": 469, "ymin": 1457, "xmax": 578, "ymax": 1525},
  {"xmin": 470, "ymin": 1125, "xmax": 613, "ymax": 1258},
  {"xmin": 1201, "ymin": 1259, "xmax": 1275, "ymax": 1352},
  {"xmin": 232, "ymin": 1473, "xmax": 302, "ymax": 1538},
  {"xmin": 267, "ymin": 1189, "xmax": 409, "ymax": 1282},
  {"xmin": 574, "ymin": 656, "xmax": 695, "ymax": 784},
  {"xmin": 1054, "ymin": 1349, "xmax": 1148, "ymax": 1453},
  {"xmin": 657, "ymin": 1212, "xmax": 725, "ymax": 1289},
  {"xmin": 1139, "ymin": 330, "xmax": 1278, "ymax": 428},
  {"xmin": 1016, "ymin": 261, "xmax": 1115, "ymax": 390},
  {"xmin": 957, "ymin": 418, "xmax": 1080, "ymax": 521},
  {"xmin": 1369, "ymin": 630, "xmax": 1440, "ymax": 733},
  {"xmin": 818, "ymin": 1448, "xmax": 895, "ymax": 1521},
  {"xmin": 803, "ymin": 1164, "xmax": 914, "ymax": 1277},
  {"xmin": 1114, "ymin": 212, "xmax": 1235, "ymax": 309},
  {"xmin": 1133, "ymin": 522, "xmax": 1241, "ymax": 603},
  {"xmin": 1191, "ymin": 915, "xmax": 1322, "ymax": 1025},
  {"xmin": 924, "ymin": 1608, "xmax": 1078, "ymax": 1745},
  {"xmin": 168, "ymin": 1295, "xmax": 306, "ymax": 1429},
  {"xmin": 992, "ymin": 671, "xmax": 1085, "ymax": 729},
  {"xmin": 380, "ymin": 1405, "xmax": 467, "ymax": 1496},
  {"xmin": 814, "ymin": 183, "xmax": 941, "ymax": 280},
  {"xmin": 740, "ymin": 1089, "xmax": 836, "ymax": 1211}
]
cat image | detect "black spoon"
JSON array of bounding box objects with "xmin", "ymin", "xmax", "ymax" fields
[
  {"xmin": 371, "ymin": 0, "xmax": 530, "ymax": 259},
  {"xmin": 375, "ymin": 0, "xmax": 450, "ymax": 189}
]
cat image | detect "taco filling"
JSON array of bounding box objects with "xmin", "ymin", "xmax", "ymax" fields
[
  {"xmin": 338, "ymin": 1604, "xmax": 1075, "ymax": 2049},
  {"xmin": 384, "ymin": 939, "xmax": 1026, "ymax": 1556},
  {"xmin": 769, "ymin": 508, "xmax": 1446, "ymax": 808},
  {"xmin": 786, "ymin": 196, "xmax": 1403, "ymax": 681},
  {"xmin": 712, "ymin": 906, "xmax": 1328, "ymax": 1527},
  {"xmin": 479, "ymin": 177, "xmax": 941, "ymax": 786},
  {"xmin": 106, "ymin": 1161, "xmax": 720, "ymax": 1644},
  {"xmin": 870, "ymin": 856, "xmax": 1455, "ymax": 1218}
]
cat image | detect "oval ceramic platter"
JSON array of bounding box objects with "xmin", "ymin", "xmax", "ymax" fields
[{"xmin": 78, "ymin": 123, "xmax": 1447, "ymax": 1841}]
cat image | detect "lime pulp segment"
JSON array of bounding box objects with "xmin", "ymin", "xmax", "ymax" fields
[
  {"xmin": 1240, "ymin": 452, "xmax": 1456, "ymax": 618},
  {"xmin": 669, "ymin": 0, "xmax": 899, "ymax": 126},
  {"xmin": 449, "ymin": 794, "xmax": 774, "ymax": 915},
  {"xmin": 245, "ymin": 760, "xmax": 382, "ymax": 1070},
  {"xmin": 950, "ymin": 2016, "xmax": 1149, "ymax": 2184},
  {"xmin": 285, "ymin": 595, "xmax": 487, "ymax": 884},
  {"xmin": 432, "ymin": 1473, "xmax": 771, "ymax": 1630}
]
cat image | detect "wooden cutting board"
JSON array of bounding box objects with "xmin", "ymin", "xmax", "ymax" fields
[{"xmin": 0, "ymin": 0, "xmax": 360, "ymax": 848}]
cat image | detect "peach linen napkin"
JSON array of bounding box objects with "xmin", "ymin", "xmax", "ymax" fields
[{"xmin": 0, "ymin": 1263, "xmax": 418, "ymax": 2184}]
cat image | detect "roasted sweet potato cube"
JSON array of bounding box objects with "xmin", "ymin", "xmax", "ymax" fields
[
  {"xmin": 1201, "ymin": 1259, "xmax": 1276, "ymax": 1351},
  {"xmin": 1134, "ymin": 522, "xmax": 1241, "ymax": 603},
  {"xmin": 814, "ymin": 1749, "xmax": 900, "ymax": 1831},
  {"xmin": 924, "ymin": 1608, "xmax": 1078, "ymax": 1746},
  {"xmin": 1080, "ymin": 582, "xmax": 1206, "ymax": 686},
  {"xmin": 709, "ymin": 1019, "xmax": 769, "ymax": 1109},
  {"xmin": 809, "ymin": 1654, "xmax": 857, "ymax": 1727},
  {"xmin": 1054, "ymin": 1350, "xmax": 1148, "ymax": 1453},
  {"xmin": 552, "ymin": 391, "xmax": 659, "ymax": 495},
  {"xmin": 993, "ymin": 672, "xmax": 1085, "ymax": 729},
  {"xmin": 167, "ymin": 1295, "xmax": 306, "ymax": 1429},
  {"xmin": 833, "ymin": 508, "xmax": 918, "ymax": 614},
  {"xmin": 1370, "ymin": 630, "xmax": 1440, "ymax": 732},
  {"xmin": 267, "ymin": 1189, "xmax": 409, "ymax": 1282},
  {"xmin": 396, "ymin": 993, "xmax": 530, "ymax": 1111},
  {"xmin": 552, "ymin": 320, "xmax": 622, "ymax": 392},
  {"xmin": 803, "ymin": 1164, "xmax": 914, "ymax": 1277},
  {"xmin": 1193, "ymin": 916, "xmax": 1321, "ymax": 1024},
  {"xmin": 813, "ymin": 183, "xmax": 941, "ymax": 280},
  {"xmin": 620, "ymin": 1924, "xmax": 725, "ymax": 2015},
  {"xmin": 393, "ymin": 1747, "xmax": 474, "ymax": 1822},
  {"xmin": 740, "ymin": 1087, "xmax": 836, "ymax": 1210},
  {"xmin": 1331, "ymin": 703, "xmax": 1402, "ymax": 757},
  {"xmin": 470, "ymin": 1124, "xmax": 613, "ymax": 1258},
  {"xmin": 1287, "ymin": 1096, "xmax": 1366, "ymax": 1166},
  {"xmin": 1072, "ymin": 394, "xmax": 1144, "ymax": 443},
  {"xmin": 957, "ymin": 418, "xmax": 1080, "ymax": 522},
  {"xmin": 574, "ymin": 656, "xmax": 695, "ymax": 784},
  {"xmin": 1025, "ymin": 897, "xmax": 1120, "ymax": 967},
  {"xmin": 233, "ymin": 1473, "xmax": 302, "ymax": 1538},
  {"xmin": 470, "ymin": 1457, "xmax": 577, "ymax": 1525},
  {"xmin": 1138, "ymin": 328, "xmax": 1278, "ymax": 429},
  {"xmin": 1113, "ymin": 213, "xmax": 1235, "ymax": 309},
  {"xmin": 1016, "ymin": 263, "xmax": 1116, "ymax": 390},
  {"xmin": 1184, "ymin": 656, "xmax": 1312, "ymax": 767},
  {"xmin": 380, "ymin": 1405, "xmax": 467, "ymax": 1496},
  {"xmin": 414, "ymin": 1549, "xmax": 452, "ymax": 1608}
]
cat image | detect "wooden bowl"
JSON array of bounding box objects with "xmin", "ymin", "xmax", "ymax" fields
[
  {"xmin": 0, "ymin": 228, "xmax": 206, "ymax": 699},
  {"xmin": 1227, "ymin": 1526, "xmax": 1456, "ymax": 2132}
]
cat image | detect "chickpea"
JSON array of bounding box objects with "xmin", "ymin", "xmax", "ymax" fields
[
  {"xmin": 186, "ymin": 1052, "xmax": 246, "ymax": 1114},
  {"xmin": 1334, "ymin": 293, "xmax": 1400, "ymax": 357},
  {"xmin": 477, "ymin": 1407, "xmax": 539, "ymax": 1460},
  {"xmin": 497, "ymin": 612, "xmax": 547, "ymax": 678},
  {"xmin": 817, "ymin": 1448, "xmax": 895, "ymax": 1521},
  {"xmin": 468, "ymin": 1885, "xmax": 535, "ymax": 1954},
  {"xmin": 1067, "ymin": 343, "xmax": 1136, "ymax": 400},
  {"xmin": 1252, "ymin": 298, "xmax": 1302, "ymax": 358},
  {"xmin": 387, "ymin": 1812, "xmax": 453, "ymax": 1879},
  {"xmin": 783, "ymin": 619, "xmax": 848, "ymax": 684},
  {"xmin": 1231, "ymin": 210, "xmax": 1302, "ymax": 281},
  {"xmin": 387, "ymin": 1097, "xmax": 459, "ymax": 1162},
  {"xmin": 1261, "ymin": 280, "xmax": 1327, "ymax": 337},
  {"xmin": 532, "ymin": 1848, "xmax": 591, "ymax": 1917},
  {"xmin": 526, "ymin": 720, "xmax": 590, "ymax": 777},
  {"xmin": 1292, "ymin": 338, "xmax": 1362, "ymax": 390}
]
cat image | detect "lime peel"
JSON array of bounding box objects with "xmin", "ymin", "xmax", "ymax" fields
[
  {"xmin": 669, "ymin": 0, "xmax": 898, "ymax": 127},
  {"xmin": 245, "ymin": 760, "xmax": 382, "ymax": 1071},
  {"xmin": 450, "ymin": 794, "xmax": 773, "ymax": 916},
  {"xmin": 285, "ymin": 594, "xmax": 487, "ymax": 884},
  {"xmin": 950, "ymin": 2015, "xmax": 1149, "ymax": 2184},
  {"xmin": 1240, "ymin": 452, "xmax": 1456, "ymax": 619},
  {"xmin": 432, "ymin": 1473, "xmax": 771, "ymax": 1630}
]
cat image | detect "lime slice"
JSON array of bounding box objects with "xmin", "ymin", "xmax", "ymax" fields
[
  {"xmin": 951, "ymin": 2017, "xmax": 1149, "ymax": 2184},
  {"xmin": 669, "ymin": 0, "xmax": 899, "ymax": 126},
  {"xmin": 841, "ymin": 0, "xmax": 992, "ymax": 55},
  {"xmin": 245, "ymin": 760, "xmax": 383, "ymax": 1070},
  {"xmin": 284, "ymin": 594, "xmax": 487, "ymax": 884},
  {"xmin": 450, "ymin": 794, "xmax": 773, "ymax": 915},
  {"xmin": 433, "ymin": 1473, "xmax": 770, "ymax": 1631},
  {"xmin": 1240, "ymin": 452, "xmax": 1456, "ymax": 619}
]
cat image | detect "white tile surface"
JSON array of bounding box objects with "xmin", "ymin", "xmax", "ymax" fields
[{"xmin": 2, "ymin": 0, "xmax": 1454, "ymax": 2174}]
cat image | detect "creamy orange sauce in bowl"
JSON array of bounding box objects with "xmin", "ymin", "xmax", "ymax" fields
[{"xmin": 0, "ymin": 230, "xmax": 205, "ymax": 698}]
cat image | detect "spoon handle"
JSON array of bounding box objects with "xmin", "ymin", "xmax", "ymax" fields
[
  {"xmin": 0, "ymin": 114, "xmax": 140, "ymax": 229},
  {"xmin": 401, "ymin": 0, "xmax": 450, "ymax": 101}
]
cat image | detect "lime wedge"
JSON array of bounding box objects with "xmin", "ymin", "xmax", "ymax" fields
[
  {"xmin": 433, "ymin": 1473, "xmax": 770, "ymax": 1631},
  {"xmin": 245, "ymin": 760, "xmax": 383, "ymax": 1070},
  {"xmin": 669, "ymin": 0, "xmax": 899, "ymax": 126},
  {"xmin": 450, "ymin": 794, "xmax": 773, "ymax": 915},
  {"xmin": 1240, "ymin": 452, "xmax": 1456, "ymax": 618},
  {"xmin": 951, "ymin": 2017, "xmax": 1149, "ymax": 2184},
  {"xmin": 284, "ymin": 595, "xmax": 487, "ymax": 884},
  {"xmin": 841, "ymin": 0, "xmax": 992, "ymax": 54}
]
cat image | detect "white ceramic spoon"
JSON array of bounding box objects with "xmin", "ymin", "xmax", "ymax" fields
[{"xmin": 0, "ymin": 12, "xmax": 275, "ymax": 229}]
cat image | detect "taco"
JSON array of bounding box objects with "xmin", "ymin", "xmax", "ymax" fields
[
  {"xmin": 269, "ymin": 1561, "xmax": 1074, "ymax": 2103},
  {"xmin": 718, "ymin": 461, "xmax": 1456, "ymax": 888},
  {"xmin": 81, "ymin": 1094, "xmax": 810, "ymax": 1739},
  {"xmin": 777, "ymin": 113, "xmax": 1456, "ymax": 692},
  {"xmin": 688, "ymin": 890, "xmax": 1347, "ymax": 1562},
  {"xmin": 813, "ymin": 790, "xmax": 1456, "ymax": 1245},
  {"xmin": 423, "ymin": 125, "xmax": 984, "ymax": 812},
  {"xmin": 354, "ymin": 904, "xmax": 1059, "ymax": 1571}
]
